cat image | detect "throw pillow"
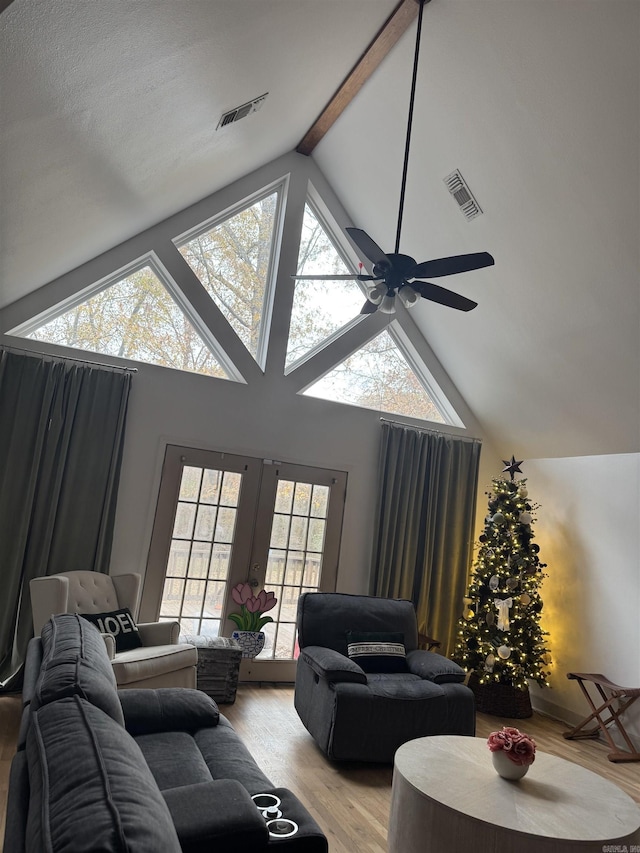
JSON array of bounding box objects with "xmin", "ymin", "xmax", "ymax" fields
[
  {"xmin": 81, "ymin": 608, "xmax": 143, "ymax": 652},
  {"xmin": 346, "ymin": 631, "xmax": 408, "ymax": 673}
]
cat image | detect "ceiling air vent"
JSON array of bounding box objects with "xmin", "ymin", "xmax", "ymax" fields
[
  {"xmin": 216, "ymin": 93, "xmax": 268, "ymax": 130},
  {"xmin": 443, "ymin": 170, "xmax": 483, "ymax": 221}
]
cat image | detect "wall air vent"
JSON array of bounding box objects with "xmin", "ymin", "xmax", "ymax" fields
[
  {"xmin": 216, "ymin": 93, "xmax": 268, "ymax": 130},
  {"xmin": 443, "ymin": 170, "xmax": 483, "ymax": 221}
]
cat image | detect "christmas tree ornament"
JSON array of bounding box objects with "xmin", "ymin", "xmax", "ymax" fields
[
  {"xmin": 520, "ymin": 593, "xmax": 531, "ymax": 606},
  {"xmin": 485, "ymin": 611, "xmax": 495, "ymax": 626},
  {"xmin": 519, "ymin": 511, "xmax": 532, "ymax": 525},
  {"xmin": 506, "ymin": 577, "xmax": 519, "ymax": 591},
  {"xmin": 484, "ymin": 653, "xmax": 495, "ymax": 672},
  {"xmin": 494, "ymin": 598, "xmax": 513, "ymax": 631},
  {"xmin": 497, "ymin": 645, "xmax": 512, "ymax": 659},
  {"xmin": 517, "ymin": 485, "xmax": 528, "ymax": 498},
  {"xmin": 502, "ymin": 456, "xmax": 524, "ymax": 480},
  {"xmin": 492, "ymin": 512, "xmax": 506, "ymax": 525},
  {"xmin": 489, "ymin": 575, "xmax": 500, "ymax": 590}
]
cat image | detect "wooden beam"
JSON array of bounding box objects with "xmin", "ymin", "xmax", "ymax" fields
[{"xmin": 296, "ymin": 0, "xmax": 421, "ymax": 156}]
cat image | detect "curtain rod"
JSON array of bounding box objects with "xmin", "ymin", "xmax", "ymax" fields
[
  {"xmin": 0, "ymin": 344, "xmax": 138, "ymax": 373},
  {"xmin": 379, "ymin": 417, "xmax": 482, "ymax": 443}
]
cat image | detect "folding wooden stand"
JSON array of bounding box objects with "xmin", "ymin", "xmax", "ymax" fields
[{"xmin": 563, "ymin": 672, "xmax": 640, "ymax": 762}]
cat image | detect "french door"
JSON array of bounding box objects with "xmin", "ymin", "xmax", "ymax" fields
[{"xmin": 141, "ymin": 445, "xmax": 347, "ymax": 681}]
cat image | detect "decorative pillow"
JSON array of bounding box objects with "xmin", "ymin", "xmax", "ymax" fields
[
  {"xmin": 346, "ymin": 631, "xmax": 408, "ymax": 673},
  {"xmin": 81, "ymin": 608, "xmax": 143, "ymax": 652}
]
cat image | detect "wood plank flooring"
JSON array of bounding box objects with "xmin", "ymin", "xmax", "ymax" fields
[{"xmin": 1, "ymin": 685, "xmax": 639, "ymax": 852}]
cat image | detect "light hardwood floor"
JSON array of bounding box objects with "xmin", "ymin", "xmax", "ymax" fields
[{"xmin": 2, "ymin": 686, "xmax": 639, "ymax": 852}]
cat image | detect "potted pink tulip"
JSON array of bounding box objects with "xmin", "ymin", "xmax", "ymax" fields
[
  {"xmin": 228, "ymin": 583, "xmax": 278, "ymax": 658},
  {"xmin": 487, "ymin": 726, "xmax": 536, "ymax": 780}
]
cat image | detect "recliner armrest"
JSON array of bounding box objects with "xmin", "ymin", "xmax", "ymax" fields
[
  {"xmin": 300, "ymin": 646, "xmax": 367, "ymax": 684},
  {"xmin": 101, "ymin": 633, "xmax": 116, "ymax": 659},
  {"xmin": 119, "ymin": 688, "xmax": 220, "ymax": 735},
  {"xmin": 162, "ymin": 780, "xmax": 268, "ymax": 853},
  {"xmin": 137, "ymin": 620, "xmax": 179, "ymax": 645},
  {"xmin": 406, "ymin": 649, "xmax": 466, "ymax": 684}
]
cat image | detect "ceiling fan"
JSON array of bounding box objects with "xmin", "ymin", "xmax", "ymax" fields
[{"xmin": 292, "ymin": 0, "xmax": 494, "ymax": 316}]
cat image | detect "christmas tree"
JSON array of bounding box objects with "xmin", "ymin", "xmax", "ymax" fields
[{"xmin": 454, "ymin": 457, "xmax": 551, "ymax": 711}]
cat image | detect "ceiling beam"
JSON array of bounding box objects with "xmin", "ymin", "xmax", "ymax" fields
[{"xmin": 296, "ymin": 0, "xmax": 421, "ymax": 156}]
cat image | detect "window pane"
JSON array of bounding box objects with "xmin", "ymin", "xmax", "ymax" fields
[
  {"xmin": 200, "ymin": 619, "xmax": 220, "ymax": 638},
  {"xmin": 209, "ymin": 544, "xmax": 231, "ymax": 580},
  {"xmin": 288, "ymin": 516, "xmax": 308, "ymax": 551},
  {"xmin": 194, "ymin": 505, "xmax": 217, "ymax": 541},
  {"xmin": 286, "ymin": 204, "xmax": 364, "ymax": 367},
  {"xmin": 187, "ymin": 541, "xmax": 211, "ymax": 578},
  {"xmin": 303, "ymin": 554, "xmax": 322, "ymax": 588},
  {"xmin": 274, "ymin": 481, "xmax": 294, "ymax": 514},
  {"xmin": 275, "ymin": 622, "xmax": 296, "ymax": 658},
  {"xmin": 270, "ymin": 515, "xmax": 290, "ymax": 549},
  {"xmin": 182, "ymin": 579, "xmax": 205, "ymax": 617},
  {"xmin": 284, "ymin": 553, "xmax": 304, "ymax": 587},
  {"xmin": 311, "ymin": 485, "xmax": 329, "ymax": 518},
  {"xmin": 167, "ymin": 540, "xmax": 190, "ymax": 578},
  {"xmin": 25, "ymin": 266, "xmax": 227, "ymax": 377},
  {"xmin": 292, "ymin": 482, "xmax": 311, "ymax": 516},
  {"xmin": 265, "ymin": 550, "xmax": 286, "ymax": 585},
  {"xmin": 160, "ymin": 577, "xmax": 184, "ymax": 617},
  {"xmin": 173, "ymin": 503, "xmax": 196, "ymax": 538},
  {"xmin": 179, "ymin": 466, "xmax": 202, "ymax": 501},
  {"xmin": 303, "ymin": 329, "xmax": 446, "ymax": 422},
  {"xmin": 204, "ymin": 581, "xmax": 226, "ymax": 620},
  {"xmin": 307, "ymin": 518, "xmax": 326, "ymax": 552},
  {"xmin": 179, "ymin": 192, "xmax": 279, "ymax": 364},
  {"xmin": 220, "ymin": 472, "xmax": 242, "ymax": 507},
  {"xmin": 200, "ymin": 469, "xmax": 221, "ymax": 504},
  {"xmin": 214, "ymin": 507, "xmax": 237, "ymax": 543}
]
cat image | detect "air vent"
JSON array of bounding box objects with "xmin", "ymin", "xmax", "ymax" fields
[
  {"xmin": 216, "ymin": 93, "xmax": 268, "ymax": 130},
  {"xmin": 443, "ymin": 170, "xmax": 483, "ymax": 221}
]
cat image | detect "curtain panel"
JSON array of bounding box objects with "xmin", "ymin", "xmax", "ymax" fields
[
  {"xmin": 371, "ymin": 421, "xmax": 481, "ymax": 656},
  {"xmin": 0, "ymin": 349, "xmax": 131, "ymax": 689}
]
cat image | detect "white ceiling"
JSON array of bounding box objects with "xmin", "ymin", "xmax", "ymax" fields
[{"xmin": 1, "ymin": 0, "xmax": 638, "ymax": 460}]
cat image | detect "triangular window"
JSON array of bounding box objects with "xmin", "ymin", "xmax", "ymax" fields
[
  {"xmin": 20, "ymin": 263, "xmax": 228, "ymax": 378},
  {"xmin": 177, "ymin": 187, "xmax": 282, "ymax": 368},
  {"xmin": 286, "ymin": 203, "xmax": 364, "ymax": 369},
  {"xmin": 303, "ymin": 326, "xmax": 448, "ymax": 423}
]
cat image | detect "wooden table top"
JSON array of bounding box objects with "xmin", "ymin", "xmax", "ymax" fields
[{"xmin": 393, "ymin": 735, "xmax": 640, "ymax": 843}]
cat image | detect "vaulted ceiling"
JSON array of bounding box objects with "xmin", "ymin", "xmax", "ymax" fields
[{"xmin": 1, "ymin": 0, "xmax": 638, "ymax": 460}]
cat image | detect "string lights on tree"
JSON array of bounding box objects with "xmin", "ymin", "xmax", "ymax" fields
[{"xmin": 454, "ymin": 458, "xmax": 551, "ymax": 717}]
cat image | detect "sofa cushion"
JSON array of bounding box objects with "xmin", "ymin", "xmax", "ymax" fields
[
  {"xmin": 26, "ymin": 696, "xmax": 181, "ymax": 853},
  {"xmin": 80, "ymin": 607, "xmax": 143, "ymax": 652},
  {"xmin": 135, "ymin": 731, "xmax": 214, "ymax": 790},
  {"xmin": 346, "ymin": 631, "xmax": 408, "ymax": 673},
  {"xmin": 195, "ymin": 717, "xmax": 274, "ymax": 794},
  {"xmin": 119, "ymin": 687, "xmax": 220, "ymax": 735},
  {"xmin": 111, "ymin": 642, "xmax": 198, "ymax": 685},
  {"xmin": 33, "ymin": 614, "xmax": 124, "ymax": 725}
]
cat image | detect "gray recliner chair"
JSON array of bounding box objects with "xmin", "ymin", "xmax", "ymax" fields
[
  {"xmin": 294, "ymin": 592, "xmax": 475, "ymax": 762},
  {"xmin": 30, "ymin": 571, "xmax": 197, "ymax": 689}
]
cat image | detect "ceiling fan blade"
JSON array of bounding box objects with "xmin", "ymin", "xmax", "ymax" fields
[
  {"xmin": 412, "ymin": 280, "xmax": 478, "ymax": 312},
  {"xmin": 411, "ymin": 252, "xmax": 494, "ymax": 279},
  {"xmin": 346, "ymin": 228, "xmax": 390, "ymax": 267},
  {"xmin": 291, "ymin": 274, "xmax": 377, "ymax": 281},
  {"xmin": 359, "ymin": 300, "xmax": 379, "ymax": 315}
]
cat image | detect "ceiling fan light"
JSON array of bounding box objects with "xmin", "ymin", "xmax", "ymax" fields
[
  {"xmin": 378, "ymin": 293, "xmax": 396, "ymax": 315},
  {"xmin": 367, "ymin": 283, "xmax": 386, "ymax": 305},
  {"xmin": 398, "ymin": 285, "xmax": 418, "ymax": 307}
]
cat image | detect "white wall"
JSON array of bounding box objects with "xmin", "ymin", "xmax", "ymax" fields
[{"xmin": 524, "ymin": 453, "xmax": 640, "ymax": 741}]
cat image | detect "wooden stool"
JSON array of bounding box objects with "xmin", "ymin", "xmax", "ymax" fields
[{"xmin": 563, "ymin": 672, "xmax": 640, "ymax": 762}]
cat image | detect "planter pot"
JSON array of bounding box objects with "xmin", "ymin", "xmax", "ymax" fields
[
  {"xmin": 231, "ymin": 630, "xmax": 266, "ymax": 658},
  {"xmin": 491, "ymin": 749, "xmax": 530, "ymax": 780}
]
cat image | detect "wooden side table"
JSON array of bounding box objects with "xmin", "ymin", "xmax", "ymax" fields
[{"xmin": 388, "ymin": 735, "xmax": 640, "ymax": 853}]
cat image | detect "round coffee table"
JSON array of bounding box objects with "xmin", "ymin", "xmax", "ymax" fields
[{"xmin": 388, "ymin": 735, "xmax": 640, "ymax": 853}]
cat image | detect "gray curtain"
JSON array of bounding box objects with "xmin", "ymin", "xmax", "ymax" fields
[
  {"xmin": 370, "ymin": 421, "xmax": 481, "ymax": 656},
  {"xmin": 0, "ymin": 349, "xmax": 131, "ymax": 689}
]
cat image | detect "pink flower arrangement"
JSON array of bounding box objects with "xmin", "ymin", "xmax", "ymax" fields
[
  {"xmin": 228, "ymin": 582, "xmax": 277, "ymax": 632},
  {"xmin": 487, "ymin": 726, "xmax": 536, "ymax": 766}
]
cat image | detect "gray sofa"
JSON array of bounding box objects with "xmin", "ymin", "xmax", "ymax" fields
[
  {"xmin": 4, "ymin": 613, "xmax": 327, "ymax": 853},
  {"xmin": 294, "ymin": 592, "xmax": 475, "ymax": 762}
]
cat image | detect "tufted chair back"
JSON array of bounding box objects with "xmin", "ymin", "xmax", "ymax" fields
[{"xmin": 30, "ymin": 571, "xmax": 141, "ymax": 637}]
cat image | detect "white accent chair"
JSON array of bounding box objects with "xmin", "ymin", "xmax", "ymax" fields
[{"xmin": 30, "ymin": 571, "xmax": 197, "ymax": 689}]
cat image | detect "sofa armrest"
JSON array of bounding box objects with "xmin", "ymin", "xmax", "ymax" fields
[
  {"xmin": 119, "ymin": 688, "xmax": 219, "ymax": 735},
  {"xmin": 300, "ymin": 646, "xmax": 367, "ymax": 684},
  {"xmin": 406, "ymin": 649, "xmax": 466, "ymax": 684},
  {"xmin": 137, "ymin": 620, "xmax": 179, "ymax": 645},
  {"xmin": 162, "ymin": 780, "xmax": 268, "ymax": 853}
]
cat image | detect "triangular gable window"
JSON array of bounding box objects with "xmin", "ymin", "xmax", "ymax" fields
[
  {"xmin": 177, "ymin": 188, "xmax": 282, "ymax": 369},
  {"xmin": 303, "ymin": 326, "xmax": 448, "ymax": 423},
  {"xmin": 286, "ymin": 203, "xmax": 364, "ymax": 369},
  {"xmin": 19, "ymin": 263, "xmax": 228, "ymax": 379}
]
